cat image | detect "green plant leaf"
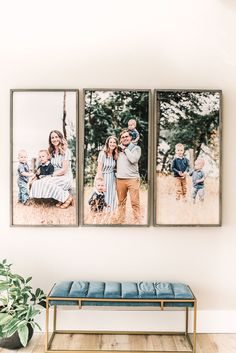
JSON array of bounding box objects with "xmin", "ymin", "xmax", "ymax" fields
[
  {"xmin": 4, "ymin": 324, "xmax": 19, "ymax": 337},
  {"xmin": 30, "ymin": 322, "xmax": 35, "ymax": 329},
  {"xmin": 0, "ymin": 313, "xmax": 12, "ymax": 325},
  {"xmin": 26, "ymin": 277, "xmax": 32, "ymax": 284},
  {"xmin": 18, "ymin": 324, "xmax": 29, "ymax": 347},
  {"xmin": 13, "ymin": 274, "xmax": 22, "ymax": 280},
  {"xmin": 34, "ymin": 322, "xmax": 42, "ymax": 331},
  {"xmin": 0, "ymin": 297, "xmax": 8, "ymax": 306},
  {"xmin": 2, "ymin": 317, "xmax": 19, "ymax": 332},
  {"xmin": 17, "ymin": 309, "xmax": 28, "ymax": 318},
  {"xmin": 24, "ymin": 286, "xmax": 33, "ymax": 291},
  {"xmin": 0, "ymin": 283, "xmax": 9, "ymax": 292},
  {"xmin": 30, "ymin": 308, "xmax": 40, "ymax": 318},
  {"xmin": 35, "ymin": 288, "xmax": 41, "ymax": 297},
  {"xmin": 0, "ymin": 259, "xmax": 45, "ymax": 342},
  {"xmin": 26, "ymin": 306, "xmax": 33, "ymax": 321}
]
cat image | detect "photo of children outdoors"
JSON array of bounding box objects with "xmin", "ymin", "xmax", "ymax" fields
[
  {"xmin": 11, "ymin": 90, "xmax": 78, "ymax": 226},
  {"xmin": 155, "ymin": 90, "xmax": 221, "ymax": 225},
  {"xmin": 83, "ymin": 90, "xmax": 150, "ymax": 225}
]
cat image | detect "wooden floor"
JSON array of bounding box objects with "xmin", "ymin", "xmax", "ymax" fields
[{"xmin": 0, "ymin": 333, "xmax": 236, "ymax": 353}]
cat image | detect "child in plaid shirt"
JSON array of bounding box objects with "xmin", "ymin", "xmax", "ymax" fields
[{"xmin": 88, "ymin": 177, "xmax": 110, "ymax": 213}]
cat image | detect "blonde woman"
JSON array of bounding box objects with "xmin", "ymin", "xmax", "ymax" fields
[{"xmin": 96, "ymin": 136, "xmax": 118, "ymax": 212}]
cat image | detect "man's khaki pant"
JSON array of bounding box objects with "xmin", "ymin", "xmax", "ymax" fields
[
  {"xmin": 116, "ymin": 178, "xmax": 140, "ymax": 224},
  {"xmin": 175, "ymin": 176, "xmax": 187, "ymax": 200}
]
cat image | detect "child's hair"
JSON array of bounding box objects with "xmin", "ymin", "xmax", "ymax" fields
[
  {"xmin": 18, "ymin": 149, "xmax": 27, "ymax": 159},
  {"xmin": 39, "ymin": 149, "xmax": 50, "ymax": 158},
  {"xmin": 94, "ymin": 177, "xmax": 104, "ymax": 183},
  {"xmin": 195, "ymin": 158, "xmax": 205, "ymax": 168},
  {"xmin": 93, "ymin": 176, "xmax": 104, "ymax": 187},
  {"xmin": 128, "ymin": 119, "xmax": 137, "ymax": 127},
  {"xmin": 175, "ymin": 143, "xmax": 184, "ymax": 150}
]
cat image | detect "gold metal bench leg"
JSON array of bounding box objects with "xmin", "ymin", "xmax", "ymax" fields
[
  {"xmin": 185, "ymin": 306, "xmax": 194, "ymax": 352},
  {"xmin": 193, "ymin": 301, "xmax": 197, "ymax": 353},
  {"xmin": 45, "ymin": 295, "xmax": 197, "ymax": 353},
  {"xmin": 46, "ymin": 302, "xmax": 57, "ymax": 352},
  {"xmin": 53, "ymin": 305, "xmax": 57, "ymax": 332},
  {"xmin": 45, "ymin": 299, "xmax": 49, "ymax": 351},
  {"xmin": 185, "ymin": 307, "xmax": 189, "ymax": 335}
]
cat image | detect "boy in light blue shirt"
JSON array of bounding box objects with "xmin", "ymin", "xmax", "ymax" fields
[
  {"xmin": 189, "ymin": 159, "xmax": 205, "ymax": 203},
  {"xmin": 17, "ymin": 150, "xmax": 34, "ymax": 204}
]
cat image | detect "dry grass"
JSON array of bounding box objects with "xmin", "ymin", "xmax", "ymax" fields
[
  {"xmin": 84, "ymin": 186, "xmax": 148, "ymax": 225},
  {"xmin": 156, "ymin": 174, "xmax": 220, "ymax": 225},
  {"xmin": 12, "ymin": 177, "xmax": 77, "ymax": 226}
]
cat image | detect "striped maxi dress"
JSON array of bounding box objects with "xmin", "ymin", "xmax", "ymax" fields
[
  {"xmin": 30, "ymin": 149, "xmax": 73, "ymax": 203},
  {"xmin": 97, "ymin": 151, "xmax": 117, "ymax": 212}
]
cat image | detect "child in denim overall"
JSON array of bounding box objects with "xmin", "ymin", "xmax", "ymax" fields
[{"xmin": 17, "ymin": 150, "xmax": 34, "ymax": 204}]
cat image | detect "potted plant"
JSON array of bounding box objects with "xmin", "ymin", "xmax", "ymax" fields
[{"xmin": 0, "ymin": 259, "xmax": 46, "ymax": 349}]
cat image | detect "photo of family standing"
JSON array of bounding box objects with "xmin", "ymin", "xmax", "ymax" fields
[
  {"xmin": 155, "ymin": 90, "xmax": 221, "ymax": 226},
  {"xmin": 11, "ymin": 89, "xmax": 221, "ymax": 227},
  {"xmin": 83, "ymin": 90, "xmax": 150, "ymax": 225},
  {"xmin": 11, "ymin": 90, "xmax": 78, "ymax": 226}
]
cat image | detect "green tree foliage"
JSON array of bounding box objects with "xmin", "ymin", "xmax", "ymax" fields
[
  {"xmin": 68, "ymin": 136, "xmax": 76, "ymax": 179},
  {"xmin": 84, "ymin": 91, "xmax": 149, "ymax": 185},
  {"xmin": 157, "ymin": 91, "xmax": 220, "ymax": 173}
]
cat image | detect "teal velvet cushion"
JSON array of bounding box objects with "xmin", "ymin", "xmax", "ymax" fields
[{"xmin": 49, "ymin": 281, "xmax": 194, "ymax": 307}]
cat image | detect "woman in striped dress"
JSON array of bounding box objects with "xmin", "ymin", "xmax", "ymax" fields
[
  {"xmin": 30, "ymin": 130, "xmax": 73, "ymax": 209},
  {"xmin": 96, "ymin": 136, "xmax": 118, "ymax": 212}
]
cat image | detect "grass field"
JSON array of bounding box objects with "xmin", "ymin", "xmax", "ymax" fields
[
  {"xmin": 12, "ymin": 177, "xmax": 77, "ymax": 226},
  {"xmin": 12, "ymin": 177, "xmax": 148, "ymax": 226},
  {"xmin": 83, "ymin": 185, "xmax": 148, "ymax": 225},
  {"xmin": 156, "ymin": 173, "xmax": 220, "ymax": 225}
]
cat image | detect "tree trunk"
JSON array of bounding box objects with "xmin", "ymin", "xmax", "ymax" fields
[{"xmin": 62, "ymin": 91, "xmax": 67, "ymax": 139}]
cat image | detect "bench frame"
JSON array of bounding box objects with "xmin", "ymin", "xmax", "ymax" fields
[{"xmin": 45, "ymin": 289, "xmax": 197, "ymax": 353}]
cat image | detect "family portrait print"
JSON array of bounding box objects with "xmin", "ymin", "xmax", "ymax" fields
[
  {"xmin": 83, "ymin": 89, "xmax": 150, "ymax": 226},
  {"xmin": 11, "ymin": 90, "xmax": 78, "ymax": 226},
  {"xmin": 155, "ymin": 90, "xmax": 221, "ymax": 226}
]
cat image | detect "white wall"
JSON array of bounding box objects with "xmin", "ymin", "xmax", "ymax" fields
[{"xmin": 1, "ymin": 0, "xmax": 236, "ymax": 332}]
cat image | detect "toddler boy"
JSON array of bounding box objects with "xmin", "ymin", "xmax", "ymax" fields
[
  {"xmin": 128, "ymin": 119, "xmax": 140, "ymax": 145},
  {"xmin": 172, "ymin": 143, "xmax": 189, "ymax": 201},
  {"xmin": 189, "ymin": 159, "xmax": 205, "ymax": 203},
  {"xmin": 88, "ymin": 177, "xmax": 109, "ymax": 213},
  {"xmin": 36, "ymin": 150, "xmax": 54, "ymax": 179},
  {"xmin": 17, "ymin": 150, "xmax": 34, "ymax": 204}
]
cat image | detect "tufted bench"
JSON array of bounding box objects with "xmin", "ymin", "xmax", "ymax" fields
[{"xmin": 45, "ymin": 281, "xmax": 197, "ymax": 353}]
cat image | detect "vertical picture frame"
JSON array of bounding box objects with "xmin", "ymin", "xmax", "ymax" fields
[
  {"xmin": 10, "ymin": 89, "xmax": 79, "ymax": 226},
  {"xmin": 154, "ymin": 89, "xmax": 222, "ymax": 226},
  {"xmin": 81, "ymin": 89, "xmax": 151, "ymax": 226}
]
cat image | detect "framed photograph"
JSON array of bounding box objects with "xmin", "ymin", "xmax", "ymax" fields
[
  {"xmin": 154, "ymin": 89, "xmax": 222, "ymax": 226},
  {"xmin": 10, "ymin": 89, "xmax": 79, "ymax": 226},
  {"xmin": 81, "ymin": 89, "xmax": 151, "ymax": 226}
]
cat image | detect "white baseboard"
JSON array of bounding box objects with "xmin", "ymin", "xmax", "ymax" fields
[{"xmin": 37, "ymin": 309, "xmax": 236, "ymax": 333}]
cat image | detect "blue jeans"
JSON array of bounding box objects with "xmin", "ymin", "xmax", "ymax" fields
[
  {"xmin": 192, "ymin": 187, "xmax": 204, "ymax": 203},
  {"xmin": 18, "ymin": 179, "xmax": 29, "ymax": 203}
]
